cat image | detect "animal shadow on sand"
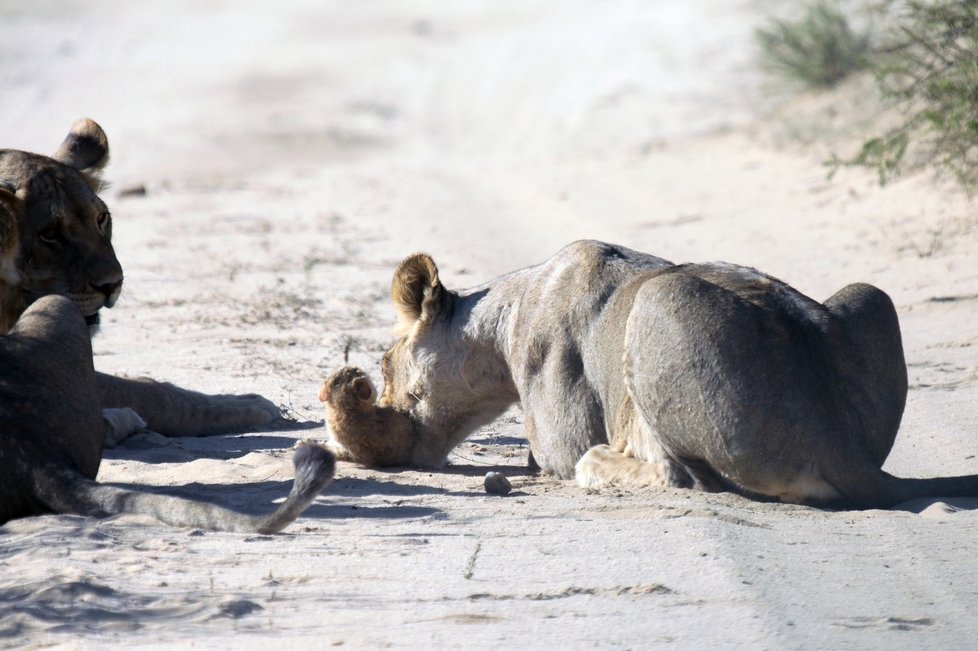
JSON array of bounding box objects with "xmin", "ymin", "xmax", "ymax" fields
[
  {"xmin": 331, "ymin": 462, "xmax": 537, "ymax": 499},
  {"xmin": 102, "ymin": 432, "xmax": 313, "ymax": 463},
  {"xmin": 92, "ymin": 477, "xmax": 444, "ymax": 523},
  {"xmin": 104, "ymin": 433, "xmax": 978, "ymax": 516}
]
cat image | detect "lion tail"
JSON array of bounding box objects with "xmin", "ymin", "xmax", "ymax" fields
[{"xmin": 31, "ymin": 442, "xmax": 335, "ymax": 533}]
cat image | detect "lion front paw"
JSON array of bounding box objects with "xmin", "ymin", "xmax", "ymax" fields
[
  {"xmin": 575, "ymin": 444, "xmax": 616, "ymax": 488},
  {"xmin": 102, "ymin": 407, "xmax": 148, "ymax": 447},
  {"xmin": 575, "ymin": 444, "xmax": 688, "ymax": 490}
]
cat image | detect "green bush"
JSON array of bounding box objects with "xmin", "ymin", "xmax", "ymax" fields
[
  {"xmin": 756, "ymin": 2, "xmax": 872, "ymax": 89},
  {"xmin": 833, "ymin": 1, "xmax": 978, "ymax": 187}
]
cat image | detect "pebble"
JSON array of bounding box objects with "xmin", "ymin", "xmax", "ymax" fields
[{"xmin": 484, "ymin": 471, "xmax": 512, "ymax": 495}]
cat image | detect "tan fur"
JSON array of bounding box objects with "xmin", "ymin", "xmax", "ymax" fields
[
  {"xmin": 325, "ymin": 240, "xmax": 978, "ymax": 508},
  {"xmin": 0, "ymin": 121, "xmax": 287, "ymax": 441},
  {"xmin": 391, "ymin": 253, "xmax": 447, "ymax": 335},
  {"xmin": 319, "ymin": 366, "xmax": 416, "ymax": 466},
  {"xmin": 575, "ymin": 445, "xmax": 681, "ymax": 490}
]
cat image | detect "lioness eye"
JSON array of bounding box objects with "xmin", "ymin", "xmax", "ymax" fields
[
  {"xmin": 96, "ymin": 211, "xmax": 110, "ymax": 232},
  {"xmin": 39, "ymin": 226, "xmax": 59, "ymax": 244}
]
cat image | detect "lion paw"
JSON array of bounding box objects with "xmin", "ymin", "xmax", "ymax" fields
[
  {"xmin": 208, "ymin": 393, "xmax": 302, "ymax": 432},
  {"xmin": 575, "ymin": 444, "xmax": 685, "ymax": 490},
  {"xmin": 575, "ymin": 444, "xmax": 616, "ymax": 488},
  {"xmin": 102, "ymin": 407, "xmax": 148, "ymax": 447},
  {"xmin": 230, "ymin": 393, "xmax": 281, "ymax": 424}
]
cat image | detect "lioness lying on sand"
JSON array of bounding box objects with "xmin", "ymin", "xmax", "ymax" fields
[
  {"xmin": 0, "ymin": 199, "xmax": 334, "ymax": 531},
  {"xmin": 0, "ymin": 119, "xmax": 291, "ymax": 442},
  {"xmin": 321, "ymin": 239, "xmax": 978, "ymax": 508}
]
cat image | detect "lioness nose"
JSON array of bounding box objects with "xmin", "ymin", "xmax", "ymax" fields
[{"xmin": 96, "ymin": 277, "xmax": 123, "ymax": 307}]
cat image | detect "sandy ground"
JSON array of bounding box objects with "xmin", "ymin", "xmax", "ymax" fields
[{"xmin": 3, "ymin": 0, "xmax": 978, "ymax": 648}]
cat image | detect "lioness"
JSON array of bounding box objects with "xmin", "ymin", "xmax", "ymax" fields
[
  {"xmin": 0, "ymin": 120, "xmax": 286, "ymax": 440},
  {"xmin": 0, "ymin": 203, "xmax": 334, "ymax": 531},
  {"xmin": 321, "ymin": 239, "xmax": 978, "ymax": 508}
]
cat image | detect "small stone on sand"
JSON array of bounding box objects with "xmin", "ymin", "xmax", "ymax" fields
[{"xmin": 484, "ymin": 471, "xmax": 512, "ymax": 495}]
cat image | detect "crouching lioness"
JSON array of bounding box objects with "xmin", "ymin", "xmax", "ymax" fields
[{"xmin": 321, "ymin": 240, "xmax": 978, "ymax": 508}]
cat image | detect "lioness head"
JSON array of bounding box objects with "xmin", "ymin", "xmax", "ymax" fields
[
  {"xmin": 323, "ymin": 254, "xmax": 518, "ymax": 468},
  {"xmin": 0, "ymin": 119, "xmax": 123, "ymax": 332},
  {"xmin": 370, "ymin": 254, "xmax": 516, "ymax": 465}
]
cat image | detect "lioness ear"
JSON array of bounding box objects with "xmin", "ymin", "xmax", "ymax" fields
[
  {"xmin": 0, "ymin": 184, "xmax": 19, "ymax": 214},
  {"xmin": 53, "ymin": 118, "xmax": 110, "ymax": 175},
  {"xmin": 392, "ymin": 253, "xmax": 452, "ymax": 333}
]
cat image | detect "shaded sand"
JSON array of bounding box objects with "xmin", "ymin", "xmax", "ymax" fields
[{"xmin": 3, "ymin": 1, "xmax": 978, "ymax": 648}]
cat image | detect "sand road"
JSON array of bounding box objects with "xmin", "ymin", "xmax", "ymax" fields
[{"xmin": 2, "ymin": 1, "xmax": 978, "ymax": 648}]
